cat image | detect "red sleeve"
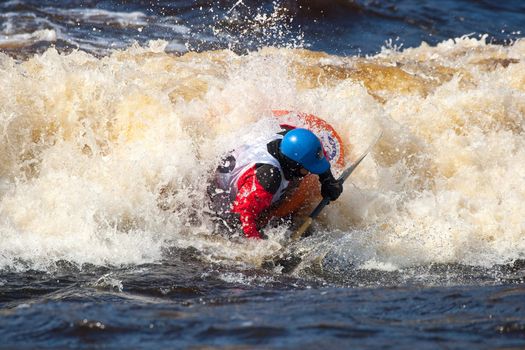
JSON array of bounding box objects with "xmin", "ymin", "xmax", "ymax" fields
[{"xmin": 231, "ymin": 165, "xmax": 274, "ymax": 239}]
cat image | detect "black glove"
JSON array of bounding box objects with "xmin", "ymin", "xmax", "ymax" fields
[{"xmin": 319, "ymin": 170, "xmax": 343, "ymax": 201}]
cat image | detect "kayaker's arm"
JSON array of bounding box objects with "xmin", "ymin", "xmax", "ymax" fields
[{"xmin": 231, "ymin": 164, "xmax": 281, "ymax": 239}]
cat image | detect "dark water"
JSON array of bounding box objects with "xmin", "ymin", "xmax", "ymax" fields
[
  {"xmin": 2, "ymin": 1, "xmax": 525, "ymax": 349},
  {"xmin": 2, "ymin": 249, "xmax": 525, "ymax": 349},
  {"xmin": 1, "ymin": 0, "xmax": 525, "ymax": 56}
]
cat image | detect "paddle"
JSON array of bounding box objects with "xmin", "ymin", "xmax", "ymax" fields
[
  {"xmin": 290, "ymin": 131, "xmax": 383, "ymax": 241},
  {"xmin": 262, "ymin": 131, "xmax": 383, "ymax": 272}
]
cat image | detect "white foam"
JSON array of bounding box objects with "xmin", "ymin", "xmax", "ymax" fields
[
  {"xmin": 0, "ymin": 29, "xmax": 56, "ymax": 48},
  {"xmin": 0, "ymin": 37, "xmax": 524, "ymax": 271},
  {"xmin": 42, "ymin": 8, "xmax": 149, "ymax": 28}
]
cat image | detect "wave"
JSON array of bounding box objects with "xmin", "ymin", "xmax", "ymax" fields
[
  {"xmin": 0, "ymin": 36, "xmax": 524, "ymax": 274},
  {"xmin": 0, "ymin": 29, "xmax": 56, "ymax": 49}
]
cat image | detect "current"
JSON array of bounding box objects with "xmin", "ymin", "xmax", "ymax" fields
[{"xmin": 1, "ymin": 1, "xmax": 525, "ymax": 349}]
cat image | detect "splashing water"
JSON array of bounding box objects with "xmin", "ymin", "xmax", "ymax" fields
[{"xmin": 0, "ymin": 35, "xmax": 524, "ymax": 274}]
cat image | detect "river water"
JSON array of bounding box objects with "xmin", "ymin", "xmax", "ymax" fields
[{"xmin": 1, "ymin": 0, "xmax": 525, "ymax": 348}]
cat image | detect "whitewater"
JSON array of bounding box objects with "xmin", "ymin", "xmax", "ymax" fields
[{"xmin": 1, "ymin": 36, "xmax": 524, "ymax": 275}]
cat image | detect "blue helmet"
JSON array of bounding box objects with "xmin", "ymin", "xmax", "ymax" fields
[{"xmin": 280, "ymin": 128, "xmax": 330, "ymax": 174}]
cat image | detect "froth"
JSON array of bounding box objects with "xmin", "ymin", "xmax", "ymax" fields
[
  {"xmin": 0, "ymin": 29, "xmax": 56, "ymax": 49},
  {"xmin": 0, "ymin": 37, "xmax": 524, "ymax": 271}
]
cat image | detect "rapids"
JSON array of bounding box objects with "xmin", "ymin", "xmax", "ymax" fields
[{"xmin": 1, "ymin": 36, "xmax": 524, "ymax": 276}]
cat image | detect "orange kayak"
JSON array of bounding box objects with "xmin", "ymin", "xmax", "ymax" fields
[{"xmin": 270, "ymin": 110, "xmax": 347, "ymax": 218}]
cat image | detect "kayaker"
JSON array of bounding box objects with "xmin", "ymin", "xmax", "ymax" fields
[{"xmin": 207, "ymin": 126, "xmax": 342, "ymax": 239}]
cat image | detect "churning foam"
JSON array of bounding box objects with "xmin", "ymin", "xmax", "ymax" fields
[{"xmin": 0, "ymin": 36, "xmax": 524, "ymax": 271}]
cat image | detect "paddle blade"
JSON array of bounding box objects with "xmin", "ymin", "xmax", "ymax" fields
[{"xmin": 290, "ymin": 217, "xmax": 313, "ymax": 241}]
